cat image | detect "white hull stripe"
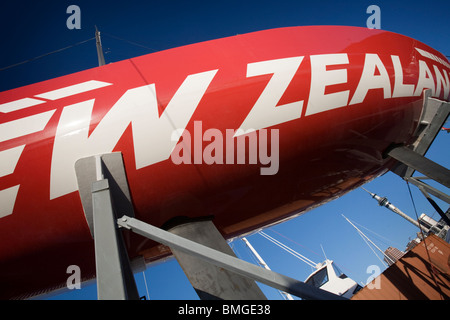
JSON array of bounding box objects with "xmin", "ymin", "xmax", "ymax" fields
[
  {"xmin": 415, "ymin": 48, "xmax": 450, "ymax": 69},
  {"xmin": 0, "ymin": 110, "xmax": 56, "ymax": 143},
  {"xmin": 35, "ymin": 80, "xmax": 112, "ymax": 100},
  {"xmin": 0, "ymin": 185, "xmax": 20, "ymax": 218},
  {"xmin": 0, "ymin": 145, "xmax": 25, "ymax": 177},
  {"xmin": 0, "ymin": 80, "xmax": 111, "ymax": 218},
  {"xmin": 0, "ymin": 98, "xmax": 46, "ymax": 113}
]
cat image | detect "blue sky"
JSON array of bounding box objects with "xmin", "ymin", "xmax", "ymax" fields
[{"xmin": 0, "ymin": 1, "xmax": 449, "ymax": 300}]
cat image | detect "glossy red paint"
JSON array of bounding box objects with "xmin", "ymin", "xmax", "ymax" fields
[{"xmin": 0, "ymin": 26, "xmax": 449, "ymax": 299}]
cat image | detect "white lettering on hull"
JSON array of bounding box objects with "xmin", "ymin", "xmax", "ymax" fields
[
  {"xmin": 1, "ymin": 50, "xmax": 449, "ymax": 217},
  {"xmin": 50, "ymin": 70, "xmax": 218, "ymax": 199}
]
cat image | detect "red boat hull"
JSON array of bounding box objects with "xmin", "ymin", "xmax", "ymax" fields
[{"xmin": 0, "ymin": 26, "xmax": 449, "ymax": 298}]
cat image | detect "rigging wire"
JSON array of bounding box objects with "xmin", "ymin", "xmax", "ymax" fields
[
  {"xmin": 142, "ymin": 271, "xmax": 150, "ymax": 299},
  {"xmin": 267, "ymin": 227, "xmax": 359, "ymax": 277},
  {"xmin": 102, "ymin": 32, "xmax": 158, "ymax": 52},
  {"xmin": 406, "ymin": 181, "xmax": 427, "ymax": 239},
  {"xmin": 260, "ymin": 231, "xmax": 316, "ymax": 267},
  {"xmin": 267, "ymin": 228, "xmax": 323, "ymax": 259},
  {"xmin": 0, "ymin": 37, "xmax": 95, "ymax": 72},
  {"xmin": 355, "ymin": 226, "xmax": 388, "ymax": 268},
  {"xmin": 0, "ymin": 32, "xmax": 157, "ymax": 73},
  {"xmin": 405, "ymin": 180, "xmax": 443, "ymax": 297},
  {"xmin": 232, "ymin": 238, "xmax": 261, "ymax": 268},
  {"xmin": 350, "ymin": 219, "xmax": 403, "ymax": 249},
  {"xmin": 259, "ymin": 231, "xmax": 318, "ymax": 268},
  {"xmin": 240, "ymin": 236, "xmax": 294, "ymax": 300},
  {"xmin": 342, "ymin": 215, "xmax": 395, "ymax": 266}
]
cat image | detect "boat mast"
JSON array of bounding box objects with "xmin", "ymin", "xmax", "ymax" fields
[
  {"xmin": 95, "ymin": 26, "xmax": 106, "ymax": 66},
  {"xmin": 241, "ymin": 237, "xmax": 294, "ymax": 300},
  {"xmin": 342, "ymin": 215, "xmax": 396, "ymax": 266}
]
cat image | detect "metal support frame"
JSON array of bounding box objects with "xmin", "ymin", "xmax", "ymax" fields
[
  {"xmin": 405, "ymin": 177, "xmax": 450, "ymax": 205},
  {"xmin": 117, "ymin": 216, "xmax": 346, "ymax": 300},
  {"xmin": 388, "ymin": 146, "xmax": 450, "ymax": 189},
  {"xmin": 242, "ymin": 236, "xmax": 294, "ymax": 300},
  {"xmin": 389, "ymin": 91, "xmax": 450, "ymax": 224},
  {"xmin": 76, "ymin": 153, "xmax": 139, "ymax": 300},
  {"xmin": 168, "ymin": 220, "xmax": 267, "ymax": 300},
  {"xmin": 92, "ymin": 179, "xmax": 140, "ymax": 300},
  {"xmin": 414, "ymin": 179, "xmax": 450, "ymax": 226},
  {"xmin": 75, "ymin": 153, "xmax": 345, "ymax": 300},
  {"xmin": 76, "ymin": 152, "xmax": 345, "ymax": 300}
]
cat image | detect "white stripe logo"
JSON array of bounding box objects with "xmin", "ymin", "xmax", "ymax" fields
[
  {"xmin": 0, "ymin": 80, "xmax": 111, "ymax": 218},
  {"xmin": 0, "ymin": 186, "xmax": 20, "ymax": 218},
  {"xmin": 35, "ymin": 80, "xmax": 112, "ymax": 100},
  {"xmin": 0, "ymin": 98, "xmax": 46, "ymax": 113},
  {"xmin": 0, "ymin": 112, "xmax": 55, "ymax": 218},
  {"xmin": 415, "ymin": 47, "xmax": 450, "ymax": 69},
  {"xmin": 0, "ymin": 110, "xmax": 56, "ymax": 142}
]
